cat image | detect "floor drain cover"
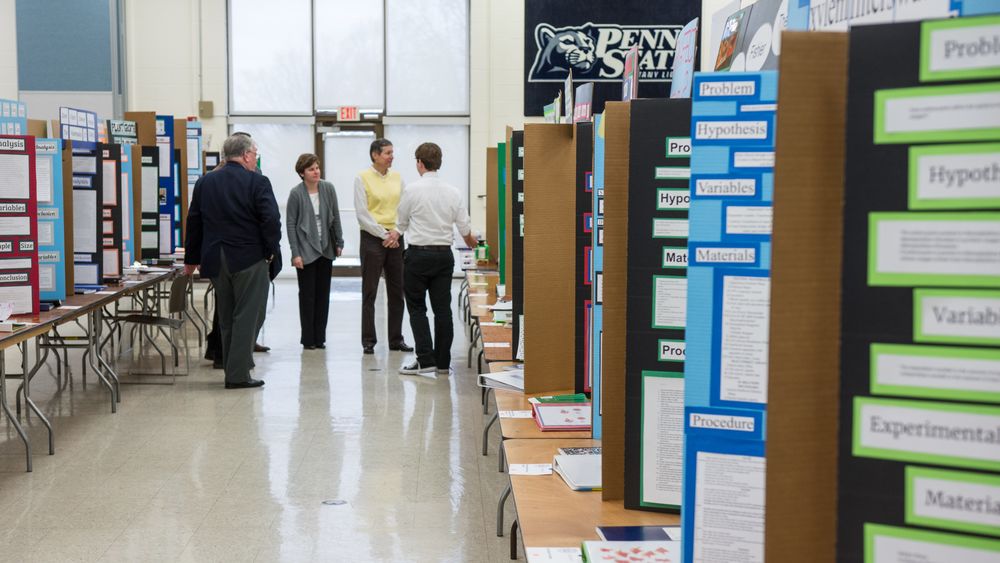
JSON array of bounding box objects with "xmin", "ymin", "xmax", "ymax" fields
[{"xmin": 322, "ymin": 500, "xmax": 347, "ymax": 506}]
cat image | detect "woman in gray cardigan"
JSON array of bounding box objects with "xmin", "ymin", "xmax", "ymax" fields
[{"xmin": 287, "ymin": 153, "xmax": 344, "ymax": 349}]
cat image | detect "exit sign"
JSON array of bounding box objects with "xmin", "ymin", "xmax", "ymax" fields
[{"xmin": 338, "ymin": 106, "xmax": 359, "ymax": 121}]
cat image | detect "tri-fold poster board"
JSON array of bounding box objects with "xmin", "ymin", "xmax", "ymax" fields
[
  {"xmin": 36, "ymin": 138, "xmax": 66, "ymax": 301},
  {"xmin": 839, "ymin": 16, "xmax": 1000, "ymax": 562},
  {"xmin": 0, "ymin": 135, "xmax": 39, "ymax": 315},
  {"xmin": 63, "ymin": 107, "xmax": 103, "ymax": 287}
]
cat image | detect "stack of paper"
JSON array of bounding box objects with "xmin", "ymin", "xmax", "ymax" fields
[
  {"xmin": 532, "ymin": 402, "xmax": 592, "ymax": 431},
  {"xmin": 553, "ymin": 454, "xmax": 601, "ymax": 491},
  {"xmin": 482, "ymin": 368, "xmax": 524, "ymax": 391},
  {"xmin": 581, "ymin": 541, "xmax": 680, "ymax": 562}
]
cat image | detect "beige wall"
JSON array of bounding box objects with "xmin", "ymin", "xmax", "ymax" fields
[
  {"xmin": 125, "ymin": 0, "xmax": 228, "ymax": 150},
  {"xmin": 0, "ymin": 0, "xmax": 18, "ymax": 100}
]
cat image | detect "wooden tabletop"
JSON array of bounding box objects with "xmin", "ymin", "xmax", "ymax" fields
[
  {"xmin": 0, "ymin": 270, "xmax": 177, "ymax": 349},
  {"xmin": 495, "ymin": 388, "xmax": 591, "ymax": 440},
  {"xmin": 505, "ymin": 439, "xmax": 680, "ymax": 548}
]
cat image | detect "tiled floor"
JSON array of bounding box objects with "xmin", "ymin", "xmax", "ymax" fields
[{"xmin": 0, "ymin": 278, "xmax": 515, "ymax": 562}]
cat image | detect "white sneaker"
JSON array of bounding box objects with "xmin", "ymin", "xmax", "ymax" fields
[
  {"xmin": 436, "ymin": 367, "xmax": 451, "ymax": 374},
  {"xmin": 400, "ymin": 361, "xmax": 435, "ymax": 375}
]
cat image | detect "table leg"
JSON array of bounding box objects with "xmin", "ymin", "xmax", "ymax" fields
[
  {"xmin": 87, "ymin": 311, "xmax": 117, "ymax": 413},
  {"xmin": 498, "ymin": 440, "xmax": 505, "ymax": 473},
  {"xmin": 496, "ymin": 482, "xmax": 511, "ymax": 537},
  {"xmin": 21, "ymin": 340, "xmax": 53, "ymax": 455},
  {"xmin": 0, "ymin": 351, "xmax": 32, "ymax": 472},
  {"xmin": 481, "ymin": 411, "xmax": 498, "ymax": 456},
  {"xmin": 94, "ymin": 308, "xmax": 121, "ymax": 403},
  {"xmin": 509, "ymin": 519, "xmax": 519, "ymax": 560}
]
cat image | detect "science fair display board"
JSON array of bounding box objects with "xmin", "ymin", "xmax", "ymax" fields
[
  {"xmin": 509, "ymin": 130, "xmax": 526, "ymax": 361},
  {"xmin": 682, "ymin": 71, "xmax": 777, "ymax": 562},
  {"xmin": 592, "ymin": 113, "xmax": 607, "ymax": 440},
  {"xmin": 99, "ymin": 144, "xmax": 123, "ymax": 280},
  {"xmin": 0, "ymin": 99, "xmax": 27, "ymax": 135},
  {"xmin": 139, "ymin": 146, "xmax": 160, "ymax": 261},
  {"xmin": 35, "ymin": 138, "xmax": 66, "ymax": 302},
  {"xmin": 61, "ymin": 108, "xmax": 103, "ymax": 287},
  {"xmin": 624, "ymin": 98, "xmax": 692, "ymax": 513},
  {"xmin": 575, "ymin": 122, "xmax": 595, "ymax": 393},
  {"xmin": 0, "ymin": 136, "xmax": 39, "ymax": 315},
  {"xmin": 839, "ymin": 16, "xmax": 1000, "ymax": 562},
  {"xmin": 155, "ymin": 115, "xmax": 176, "ymax": 255},
  {"xmin": 109, "ymin": 120, "xmax": 138, "ymax": 267}
]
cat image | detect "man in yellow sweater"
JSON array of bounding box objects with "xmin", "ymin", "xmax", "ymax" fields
[{"xmin": 353, "ymin": 139, "xmax": 412, "ymax": 354}]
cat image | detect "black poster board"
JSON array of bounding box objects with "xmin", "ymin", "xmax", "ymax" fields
[
  {"xmin": 575, "ymin": 123, "xmax": 594, "ymax": 393},
  {"xmin": 71, "ymin": 142, "xmax": 103, "ymax": 286},
  {"xmin": 624, "ymin": 98, "xmax": 691, "ymax": 513},
  {"xmin": 510, "ymin": 131, "xmax": 525, "ymax": 360},
  {"xmin": 839, "ymin": 18, "xmax": 1000, "ymax": 562},
  {"xmin": 139, "ymin": 146, "xmax": 160, "ymax": 261},
  {"xmin": 99, "ymin": 143, "xmax": 122, "ymax": 280}
]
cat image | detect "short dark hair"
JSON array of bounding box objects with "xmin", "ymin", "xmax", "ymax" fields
[
  {"xmin": 369, "ymin": 138, "xmax": 393, "ymax": 162},
  {"xmin": 295, "ymin": 153, "xmax": 320, "ymax": 177},
  {"xmin": 414, "ymin": 142, "xmax": 442, "ymax": 171}
]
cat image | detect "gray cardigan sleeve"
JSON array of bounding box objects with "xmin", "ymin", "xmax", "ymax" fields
[
  {"xmin": 286, "ymin": 184, "xmax": 303, "ymax": 259},
  {"xmin": 324, "ymin": 181, "xmax": 344, "ymax": 250}
]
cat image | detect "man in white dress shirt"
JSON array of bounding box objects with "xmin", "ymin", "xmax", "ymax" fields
[{"xmin": 394, "ymin": 143, "xmax": 477, "ymax": 374}]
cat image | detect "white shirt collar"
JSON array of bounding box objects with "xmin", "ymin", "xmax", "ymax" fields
[{"xmin": 370, "ymin": 165, "xmax": 391, "ymax": 178}]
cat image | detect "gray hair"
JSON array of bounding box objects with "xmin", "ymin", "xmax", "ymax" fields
[{"xmin": 223, "ymin": 133, "xmax": 255, "ymax": 160}]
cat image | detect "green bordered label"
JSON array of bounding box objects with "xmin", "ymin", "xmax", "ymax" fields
[
  {"xmin": 873, "ymin": 82, "xmax": 1000, "ymax": 144},
  {"xmin": 908, "ymin": 143, "xmax": 1000, "ymax": 210},
  {"xmin": 867, "ymin": 212, "xmax": 1000, "ymax": 287},
  {"xmin": 652, "ymin": 218, "xmax": 689, "ymax": 239},
  {"xmin": 905, "ymin": 466, "xmax": 1000, "ymax": 537},
  {"xmin": 658, "ymin": 340, "xmax": 686, "ymax": 363},
  {"xmin": 913, "ymin": 288, "xmax": 1000, "ymax": 346},
  {"xmin": 665, "ymin": 137, "xmax": 691, "ymax": 158},
  {"xmin": 853, "ymin": 396, "xmax": 1000, "ymax": 471},
  {"xmin": 871, "ymin": 343, "xmax": 1000, "ymax": 404},
  {"xmin": 657, "ymin": 188, "xmax": 690, "ymax": 210},
  {"xmin": 652, "ymin": 275, "xmax": 686, "ymax": 329},
  {"xmin": 639, "ymin": 370, "xmax": 683, "ymax": 510},
  {"xmin": 661, "ymin": 246, "xmax": 688, "ymax": 269},
  {"xmin": 920, "ymin": 16, "xmax": 1000, "ymax": 83},
  {"xmin": 865, "ymin": 523, "xmax": 1000, "ymax": 563}
]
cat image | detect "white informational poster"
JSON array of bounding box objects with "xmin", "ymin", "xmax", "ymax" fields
[
  {"xmin": 0, "ymin": 153, "xmax": 29, "ymax": 199},
  {"xmin": 874, "ymin": 218, "xmax": 1000, "ymax": 278},
  {"xmin": 159, "ymin": 214, "xmax": 172, "ymax": 254},
  {"xmin": 884, "ymin": 91, "xmax": 1000, "ymax": 136},
  {"xmin": 37, "ymin": 222, "xmax": 54, "ymax": 246},
  {"xmin": 726, "ymin": 206, "xmax": 773, "ymax": 235},
  {"xmin": 72, "ymin": 190, "xmax": 98, "ymax": 253},
  {"xmin": 870, "ymin": 530, "xmax": 1000, "ymax": 563},
  {"xmin": 34, "ymin": 156, "xmax": 53, "ymax": 204},
  {"xmin": 141, "ymin": 166, "xmax": 158, "ymax": 213},
  {"xmin": 120, "ymin": 171, "xmax": 130, "ymax": 240},
  {"xmin": 0, "ymin": 216, "xmax": 30, "ymax": 236},
  {"xmin": 71, "ymin": 155, "xmax": 97, "ymax": 175},
  {"xmin": 74, "ymin": 263, "xmax": 99, "ymax": 285},
  {"xmin": 641, "ymin": 374, "xmax": 684, "ymax": 507},
  {"xmin": 156, "ymin": 136, "xmax": 171, "ymax": 178},
  {"xmin": 0, "ymin": 285, "xmax": 34, "ymax": 315},
  {"xmin": 39, "ymin": 264, "xmax": 55, "ymax": 291},
  {"xmin": 103, "ymin": 248, "xmax": 120, "ymax": 277},
  {"xmin": 719, "ymin": 275, "xmax": 771, "ymax": 404},
  {"xmin": 186, "ymin": 138, "xmax": 200, "ymax": 169},
  {"xmin": 102, "ymin": 160, "xmax": 117, "ymax": 206},
  {"xmin": 693, "ymin": 452, "xmax": 765, "ymax": 563}
]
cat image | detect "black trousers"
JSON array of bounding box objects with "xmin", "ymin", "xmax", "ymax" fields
[
  {"xmin": 360, "ymin": 231, "xmax": 405, "ymax": 348},
  {"xmin": 403, "ymin": 247, "xmax": 454, "ymax": 369},
  {"xmin": 296, "ymin": 256, "xmax": 332, "ymax": 347}
]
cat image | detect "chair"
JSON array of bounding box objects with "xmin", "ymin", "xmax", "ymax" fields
[{"xmin": 114, "ymin": 274, "xmax": 192, "ymax": 384}]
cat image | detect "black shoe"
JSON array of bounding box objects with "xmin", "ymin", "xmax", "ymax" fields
[
  {"xmin": 399, "ymin": 361, "xmax": 435, "ymax": 375},
  {"xmin": 389, "ymin": 343, "xmax": 414, "ymax": 352},
  {"xmin": 254, "ymin": 343, "xmax": 270, "ymax": 353},
  {"xmin": 213, "ymin": 359, "xmax": 223, "ymax": 370},
  {"xmin": 204, "ymin": 349, "xmax": 216, "ymax": 361},
  {"xmin": 363, "ymin": 345, "xmax": 375, "ymax": 355},
  {"xmin": 225, "ymin": 378, "xmax": 264, "ymax": 389},
  {"xmin": 304, "ymin": 345, "xmax": 315, "ymax": 350},
  {"xmin": 316, "ymin": 344, "xmax": 326, "ymax": 349}
]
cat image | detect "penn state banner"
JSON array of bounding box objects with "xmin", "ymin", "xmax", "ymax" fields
[{"xmin": 524, "ymin": 0, "xmax": 702, "ymax": 116}]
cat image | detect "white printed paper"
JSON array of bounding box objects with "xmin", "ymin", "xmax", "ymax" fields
[
  {"xmin": 926, "ymin": 23, "xmax": 1000, "ymax": 76},
  {"xmin": 726, "ymin": 206, "xmax": 773, "ymax": 235},
  {"xmin": 876, "ymin": 349, "xmax": 1000, "ymax": 396},
  {"xmin": 857, "ymin": 401, "xmax": 1000, "ymax": 464},
  {"xmin": 719, "ymin": 275, "xmax": 771, "ymax": 404},
  {"xmin": 0, "ymin": 216, "xmax": 30, "ymax": 236},
  {"xmin": 0, "ymin": 153, "xmax": 29, "ymax": 199},
  {"xmin": 39, "ymin": 264, "xmax": 55, "ymax": 291},
  {"xmin": 72, "ymin": 190, "xmax": 98, "ymax": 253},
  {"xmin": 874, "ymin": 219, "xmax": 1000, "ymax": 278},
  {"xmin": 654, "ymin": 277, "xmax": 687, "ymax": 328},
  {"xmin": 872, "ymin": 531, "xmax": 999, "ymax": 563},
  {"xmin": 911, "ymin": 473, "xmax": 1000, "ymax": 530},
  {"xmin": 508, "ymin": 463, "xmax": 553, "ymax": 476},
  {"xmin": 641, "ymin": 375, "xmax": 684, "ymax": 507},
  {"xmin": 156, "ymin": 137, "xmax": 171, "ymax": 177},
  {"xmin": 653, "ymin": 218, "xmax": 690, "ymax": 238},
  {"xmin": 102, "ymin": 160, "xmax": 117, "ymax": 205},
  {"xmin": 0, "ymin": 285, "xmax": 33, "ymax": 314},
  {"xmin": 884, "ymin": 90, "xmax": 1000, "ymax": 136},
  {"xmin": 72, "ymin": 155, "xmax": 97, "ymax": 175},
  {"xmin": 693, "ymin": 452, "xmax": 765, "ymax": 563},
  {"xmin": 917, "ymin": 294, "xmax": 1000, "ymax": 342},
  {"xmin": 499, "ymin": 410, "xmax": 533, "ymax": 419},
  {"xmin": 35, "ymin": 156, "xmax": 53, "ymax": 203},
  {"xmin": 141, "ymin": 165, "xmax": 158, "ymax": 213}
]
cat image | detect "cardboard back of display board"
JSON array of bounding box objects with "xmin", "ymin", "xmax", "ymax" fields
[
  {"xmin": 28, "ymin": 119, "xmax": 47, "ymax": 139},
  {"xmin": 523, "ymin": 123, "xmax": 577, "ymax": 394},
  {"xmin": 765, "ymin": 32, "xmax": 848, "ymax": 563},
  {"xmin": 174, "ymin": 119, "xmax": 188, "ymax": 245},
  {"xmin": 486, "ymin": 147, "xmax": 499, "ymax": 266},
  {"xmin": 124, "ymin": 112, "xmax": 156, "ymax": 149},
  {"xmin": 601, "ymin": 101, "xmax": 631, "ymax": 500}
]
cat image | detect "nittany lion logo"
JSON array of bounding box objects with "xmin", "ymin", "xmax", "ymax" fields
[{"xmin": 528, "ymin": 22, "xmax": 682, "ymax": 82}]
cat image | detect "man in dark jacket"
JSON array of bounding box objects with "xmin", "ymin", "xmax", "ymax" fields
[{"xmin": 184, "ymin": 133, "xmax": 281, "ymax": 388}]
